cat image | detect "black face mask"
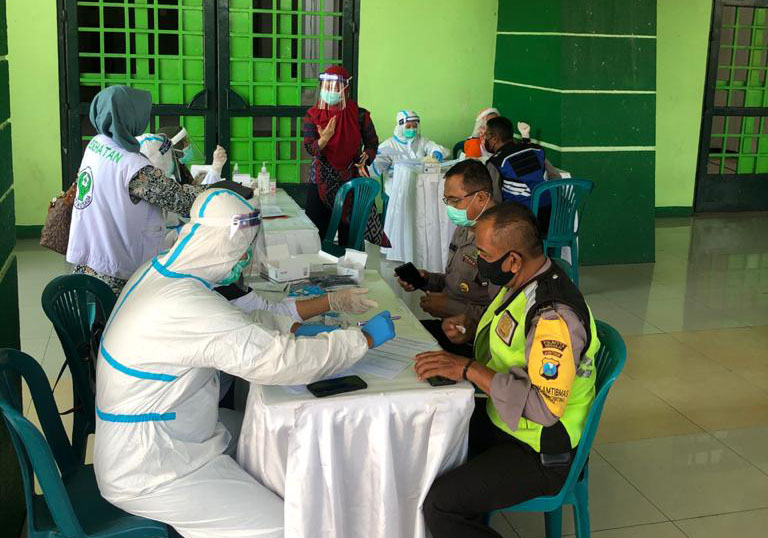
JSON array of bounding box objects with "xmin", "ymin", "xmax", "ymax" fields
[{"xmin": 477, "ymin": 251, "xmax": 516, "ymax": 286}]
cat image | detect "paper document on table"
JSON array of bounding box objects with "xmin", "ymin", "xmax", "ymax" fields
[
  {"xmin": 261, "ymin": 205, "xmax": 286, "ymax": 218},
  {"xmin": 351, "ymin": 337, "xmax": 440, "ymax": 380}
]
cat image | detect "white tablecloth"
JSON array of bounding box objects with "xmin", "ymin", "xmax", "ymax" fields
[
  {"xmin": 260, "ymin": 189, "xmax": 321, "ymax": 255},
  {"xmin": 382, "ymin": 160, "xmax": 457, "ymax": 273},
  {"xmin": 237, "ymin": 271, "xmax": 475, "ymax": 538}
]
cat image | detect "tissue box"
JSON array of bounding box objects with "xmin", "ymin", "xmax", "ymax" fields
[
  {"xmin": 336, "ymin": 248, "xmax": 367, "ymax": 283},
  {"xmin": 264, "ymin": 244, "xmax": 310, "ymax": 282}
]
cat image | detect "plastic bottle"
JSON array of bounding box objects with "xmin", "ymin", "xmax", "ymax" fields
[
  {"xmin": 233, "ymin": 162, "xmax": 240, "ymax": 176},
  {"xmin": 258, "ymin": 162, "xmax": 271, "ymax": 195}
]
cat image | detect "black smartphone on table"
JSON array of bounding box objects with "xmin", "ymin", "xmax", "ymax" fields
[
  {"xmin": 307, "ymin": 375, "xmax": 368, "ymax": 398},
  {"xmin": 427, "ymin": 376, "xmax": 457, "ymax": 386},
  {"xmin": 395, "ymin": 262, "xmax": 427, "ymax": 290}
]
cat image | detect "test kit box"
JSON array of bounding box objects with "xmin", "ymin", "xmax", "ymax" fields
[{"xmin": 263, "ymin": 245, "xmax": 338, "ymax": 282}]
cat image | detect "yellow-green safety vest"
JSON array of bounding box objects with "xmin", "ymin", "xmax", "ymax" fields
[{"xmin": 474, "ymin": 282, "xmax": 600, "ymax": 452}]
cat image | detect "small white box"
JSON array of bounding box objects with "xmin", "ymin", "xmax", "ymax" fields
[
  {"xmin": 336, "ymin": 249, "xmax": 367, "ymax": 283},
  {"xmin": 264, "ymin": 244, "xmax": 310, "ymax": 282}
]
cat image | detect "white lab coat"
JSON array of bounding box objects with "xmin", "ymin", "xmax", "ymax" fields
[{"xmin": 94, "ymin": 188, "xmax": 369, "ymax": 538}]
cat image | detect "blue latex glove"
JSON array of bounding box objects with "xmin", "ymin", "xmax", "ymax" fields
[
  {"xmin": 294, "ymin": 324, "xmax": 338, "ymax": 337},
  {"xmin": 361, "ymin": 310, "xmax": 396, "ymax": 348},
  {"xmin": 432, "ymin": 151, "xmax": 443, "ymax": 161}
]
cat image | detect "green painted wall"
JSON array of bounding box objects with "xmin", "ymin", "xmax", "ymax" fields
[
  {"xmin": 0, "ymin": 0, "xmax": 24, "ymax": 531},
  {"xmin": 7, "ymin": 0, "xmax": 61, "ymax": 226},
  {"xmin": 655, "ymin": 0, "xmax": 712, "ymax": 209},
  {"xmin": 493, "ymin": 0, "xmax": 656, "ymax": 265},
  {"xmin": 358, "ymin": 0, "xmax": 498, "ymax": 154}
]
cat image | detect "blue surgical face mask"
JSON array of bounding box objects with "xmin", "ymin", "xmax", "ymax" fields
[
  {"xmin": 320, "ymin": 90, "xmax": 342, "ymax": 105},
  {"xmin": 218, "ymin": 248, "xmax": 253, "ymax": 286},
  {"xmin": 403, "ymin": 127, "xmax": 418, "ymax": 139},
  {"xmin": 179, "ymin": 145, "xmax": 194, "ymax": 164}
]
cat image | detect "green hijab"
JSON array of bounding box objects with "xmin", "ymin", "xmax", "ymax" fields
[{"xmin": 89, "ymin": 86, "xmax": 152, "ymax": 153}]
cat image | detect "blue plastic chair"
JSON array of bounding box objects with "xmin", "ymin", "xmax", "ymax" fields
[
  {"xmin": 530, "ymin": 179, "xmax": 594, "ymax": 287},
  {"xmin": 322, "ymin": 177, "xmax": 381, "ymax": 256},
  {"xmin": 486, "ymin": 320, "xmax": 627, "ymax": 538},
  {"xmin": 41, "ymin": 274, "xmax": 117, "ymax": 462},
  {"xmin": 0, "ymin": 348, "xmax": 169, "ymax": 537}
]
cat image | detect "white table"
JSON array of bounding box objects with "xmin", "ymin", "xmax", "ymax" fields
[
  {"xmin": 236, "ymin": 271, "xmax": 475, "ymax": 538},
  {"xmin": 382, "ymin": 160, "xmax": 458, "ymax": 273},
  {"xmin": 260, "ymin": 189, "xmax": 321, "ymax": 255}
]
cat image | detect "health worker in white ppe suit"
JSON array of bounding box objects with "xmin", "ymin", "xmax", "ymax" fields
[
  {"xmin": 93, "ymin": 187, "xmax": 396, "ymax": 538},
  {"xmin": 137, "ymin": 134, "xmax": 379, "ymax": 324},
  {"xmin": 370, "ymin": 110, "xmax": 450, "ymax": 190}
]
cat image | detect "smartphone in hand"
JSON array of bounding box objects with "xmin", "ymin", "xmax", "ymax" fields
[{"xmin": 395, "ymin": 262, "xmax": 427, "ymax": 290}]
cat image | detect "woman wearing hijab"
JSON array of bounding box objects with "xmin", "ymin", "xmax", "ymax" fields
[
  {"xmin": 66, "ymin": 86, "xmax": 208, "ymax": 295},
  {"xmin": 302, "ymin": 66, "xmax": 381, "ymax": 245}
]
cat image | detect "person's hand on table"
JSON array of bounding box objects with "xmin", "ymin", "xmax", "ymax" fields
[
  {"xmin": 442, "ymin": 313, "xmax": 473, "ymax": 345},
  {"xmin": 414, "ymin": 351, "xmax": 471, "ymax": 382},
  {"xmin": 211, "ymin": 145, "xmax": 227, "ymax": 175},
  {"xmin": 328, "ymin": 287, "xmax": 378, "ymax": 314},
  {"xmin": 317, "ymin": 117, "xmax": 337, "ymax": 150},
  {"xmin": 361, "ymin": 310, "xmax": 396, "ymax": 348},
  {"xmin": 396, "ymin": 269, "xmax": 427, "ymax": 292},
  {"xmin": 420, "ymin": 291, "xmax": 456, "ymax": 319}
]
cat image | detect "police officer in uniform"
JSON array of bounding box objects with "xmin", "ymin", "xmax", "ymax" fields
[
  {"xmin": 396, "ymin": 160, "xmax": 499, "ymax": 356},
  {"xmin": 414, "ymin": 202, "xmax": 599, "ymax": 538}
]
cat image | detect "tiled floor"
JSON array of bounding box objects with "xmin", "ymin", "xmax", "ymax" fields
[{"xmin": 13, "ymin": 212, "xmax": 768, "ymax": 537}]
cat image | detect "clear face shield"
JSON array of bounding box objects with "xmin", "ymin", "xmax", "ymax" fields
[
  {"xmin": 315, "ymin": 73, "xmax": 351, "ymax": 110},
  {"xmin": 170, "ymin": 127, "xmax": 204, "ymax": 166},
  {"xmin": 399, "ymin": 114, "xmax": 420, "ymax": 140}
]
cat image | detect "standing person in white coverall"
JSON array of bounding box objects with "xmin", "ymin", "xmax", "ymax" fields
[
  {"xmin": 370, "ymin": 110, "xmax": 450, "ymax": 191},
  {"xmin": 93, "ymin": 187, "xmax": 397, "ymax": 537}
]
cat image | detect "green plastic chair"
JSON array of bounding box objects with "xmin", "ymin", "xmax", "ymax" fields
[
  {"xmin": 41, "ymin": 274, "xmax": 117, "ymax": 462},
  {"xmin": 530, "ymin": 179, "xmax": 594, "ymax": 287},
  {"xmin": 485, "ymin": 320, "xmax": 626, "ymax": 538},
  {"xmin": 322, "ymin": 177, "xmax": 381, "ymax": 256},
  {"xmin": 0, "ymin": 348, "xmax": 169, "ymax": 538}
]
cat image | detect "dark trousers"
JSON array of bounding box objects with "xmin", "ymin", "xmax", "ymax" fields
[
  {"xmin": 421, "ymin": 319, "xmax": 474, "ymax": 358},
  {"xmin": 305, "ymin": 182, "xmax": 349, "ymax": 245},
  {"xmin": 424, "ymin": 405, "xmax": 572, "ymax": 538}
]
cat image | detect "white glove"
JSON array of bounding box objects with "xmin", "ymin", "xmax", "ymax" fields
[
  {"xmin": 517, "ymin": 122, "xmax": 531, "ymax": 139},
  {"xmin": 328, "ymin": 288, "xmax": 378, "ymax": 314},
  {"xmin": 211, "ymin": 145, "xmax": 228, "ymax": 175}
]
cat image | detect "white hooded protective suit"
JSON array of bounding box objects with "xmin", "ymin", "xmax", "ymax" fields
[
  {"xmin": 93, "ymin": 188, "xmax": 369, "ymax": 538},
  {"xmin": 370, "ymin": 110, "xmax": 450, "ymax": 186}
]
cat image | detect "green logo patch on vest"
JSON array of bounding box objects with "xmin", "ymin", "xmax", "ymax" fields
[
  {"xmin": 74, "ymin": 167, "xmax": 94, "ymax": 210},
  {"xmin": 495, "ymin": 310, "xmax": 517, "ymax": 346}
]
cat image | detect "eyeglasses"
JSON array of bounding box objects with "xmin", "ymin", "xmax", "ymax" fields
[{"xmin": 442, "ymin": 190, "xmax": 485, "ymax": 207}]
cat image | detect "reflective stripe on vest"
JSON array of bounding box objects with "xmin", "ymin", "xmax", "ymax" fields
[{"xmin": 474, "ymin": 284, "xmax": 600, "ymax": 452}]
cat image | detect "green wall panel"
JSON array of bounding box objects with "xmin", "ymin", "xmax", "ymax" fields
[
  {"xmin": 0, "ymin": 257, "xmax": 19, "ymax": 350},
  {"xmin": 0, "ymin": 189, "xmax": 14, "ymax": 265},
  {"xmin": 0, "ymin": 124, "xmax": 10, "ymax": 194},
  {"xmin": 0, "ymin": 60, "xmax": 7, "ymax": 122},
  {"xmin": 497, "ymin": 0, "xmax": 655, "ymax": 35},
  {"xmin": 495, "ymin": 35, "xmax": 655, "ymax": 91},
  {"xmin": 493, "ymin": 83, "xmax": 655, "ymax": 146},
  {"xmin": 494, "ymin": 0, "xmax": 656, "ymax": 265},
  {"xmin": 0, "ymin": 0, "xmax": 6, "ymax": 57},
  {"xmin": 559, "ymin": 151, "xmax": 656, "ymax": 264}
]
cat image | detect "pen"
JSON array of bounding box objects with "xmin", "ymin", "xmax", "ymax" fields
[{"xmin": 356, "ymin": 315, "xmax": 401, "ymax": 326}]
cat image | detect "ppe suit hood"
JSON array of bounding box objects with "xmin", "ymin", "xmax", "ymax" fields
[
  {"xmin": 156, "ymin": 189, "xmax": 260, "ymax": 284},
  {"xmin": 393, "ymin": 109, "xmax": 420, "ymax": 144},
  {"xmin": 137, "ymin": 133, "xmax": 175, "ymax": 176}
]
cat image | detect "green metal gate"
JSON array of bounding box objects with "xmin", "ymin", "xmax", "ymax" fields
[
  {"xmin": 696, "ymin": 0, "xmax": 768, "ymax": 211},
  {"xmin": 58, "ymin": 0, "xmax": 358, "ymax": 186}
]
